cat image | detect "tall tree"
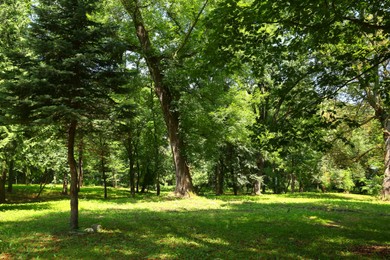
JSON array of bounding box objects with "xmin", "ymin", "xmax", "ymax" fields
[
  {"xmin": 2, "ymin": 0, "xmax": 125, "ymax": 229},
  {"xmin": 208, "ymin": 0, "xmax": 390, "ymax": 197},
  {"xmin": 119, "ymin": 0, "xmax": 211, "ymax": 196}
]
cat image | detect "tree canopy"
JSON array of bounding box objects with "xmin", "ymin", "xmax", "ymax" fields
[{"xmin": 0, "ymin": 0, "xmax": 389, "ymax": 231}]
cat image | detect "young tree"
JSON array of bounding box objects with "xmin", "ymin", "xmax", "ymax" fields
[{"xmin": 2, "ymin": 0, "xmax": 125, "ymax": 229}]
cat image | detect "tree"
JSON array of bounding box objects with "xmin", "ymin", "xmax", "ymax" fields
[
  {"xmin": 119, "ymin": 0, "xmax": 211, "ymax": 196},
  {"xmin": 249, "ymin": 0, "xmax": 390, "ymax": 198},
  {"xmin": 2, "ymin": 0, "xmax": 126, "ymax": 229},
  {"xmin": 207, "ymin": 0, "xmax": 390, "ymax": 196}
]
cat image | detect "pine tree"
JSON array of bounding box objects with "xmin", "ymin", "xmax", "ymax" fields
[{"xmin": 3, "ymin": 0, "xmax": 126, "ymax": 229}]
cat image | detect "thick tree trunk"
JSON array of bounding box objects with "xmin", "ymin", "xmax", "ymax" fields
[
  {"xmin": 68, "ymin": 120, "xmax": 79, "ymax": 230},
  {"xmin": 382, "ymin": 119, "xmax": 390, "ymax": 199},
  {"xmin": 121, "ymin": 0, "xmax": 194, "ymax": 197}
]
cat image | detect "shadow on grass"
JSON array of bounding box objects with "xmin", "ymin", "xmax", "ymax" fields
[
  {"xmin": 0, "ymin": 202, "xmax": 54, "ymax": 212},
  {"xmin": 1, "ymin": 197, "xmax": 389, "ymax": 259}
]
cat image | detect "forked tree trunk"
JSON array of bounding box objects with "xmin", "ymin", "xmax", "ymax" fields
[
  {"xmin": 121, "ymin": 0, "xmax": 194, "ymax": 197},
  {"xmin": 68, "ymin": 120, "xmax": 79, "ymax": 230}
]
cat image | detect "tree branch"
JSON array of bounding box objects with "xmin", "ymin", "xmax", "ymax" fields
[
  {"xmin": 174, "ymin": 0, "xmax": 208, "ymax": 59},
  {"xmin": 343, "ymin": 16, "xmax": 390, "ymax": 33}
]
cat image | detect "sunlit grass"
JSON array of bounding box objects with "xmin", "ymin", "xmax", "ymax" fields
[{"xmin": 1, "ymin": 185, "xmax": 389, "ymax": 259}]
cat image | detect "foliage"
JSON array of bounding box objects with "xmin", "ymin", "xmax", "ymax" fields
[{"xmin": 1, "ymin": 0, "xmax": 389, "ymax": 204}]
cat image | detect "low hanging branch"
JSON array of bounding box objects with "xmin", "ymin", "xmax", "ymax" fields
[{"xmin": 352, "ymin": 145, "xmax": 382, "ymax": 163}]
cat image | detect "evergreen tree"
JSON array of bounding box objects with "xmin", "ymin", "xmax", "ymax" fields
[{"xmin": 2, "ymin": 0, "xmax": 126, "ymax": 229}]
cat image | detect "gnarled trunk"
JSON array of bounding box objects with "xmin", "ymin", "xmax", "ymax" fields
[{"xmin": 68, "ymin": 120, "xmax": 79, "ymax": 230}]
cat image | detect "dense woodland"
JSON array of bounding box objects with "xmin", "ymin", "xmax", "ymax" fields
[{"xmin": 0, "ymin": 0, "xmax": 389, "ymax": 229}]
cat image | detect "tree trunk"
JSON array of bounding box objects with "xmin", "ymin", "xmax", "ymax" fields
[
  {"xmin": 68, "ymin": 120, "xmax": 79, "ymax": 230},
  {"xmin": 62, "ymin": 172, "xmax": 68, "ymax": 195},
  {"xmin": 299, "ymin": 180, "xmax": 304, "ymax": 193},
  {"xmin": 129, "ymin": 159, "xmax": 135, "ymax": 196},
  {"xmin": 125, "ymin": 137, "xmax": 136, "ymax": 197},
  {"xmin": 291, "ymin": 174, "xmax": 296, "ymax": 193},
  {"xmin": 151, "ymin": 88, "xmax": 161, "ymax": 196},
  {"xmin": 7, "ymin": 159, "xmax": 14, "ymax": 193},
  {"xmin": 0, "ymin": 162, "xmax": 6, "ymax": 203},
  {"xmin": 215, "ymin": 160, "xmax": 224, "ymax": 195},
  {"xmin": 253, "ymin": 155, "xmax": 265, "ymax": 195},
  {"xmin": 360, "ymin": 57, "xmax": 390, "ymax": 199},
  {"xmin": 77, "ymin": 137, "xmax": 84, "ymax": 191},
  {"xmin": 136, "ymin": 159, "xmax": 140, "ymax": 193},
  {"xmin": 129, "ymin": 151, "xmax": 135, "ymax": 197},
  {"xmin": 121, "ymin": 0, "xmax": 194, "ymax": 197},
  {"xmin": 102, "ymin": 159, "xmax": 107, "ymax": 199},
  {"xmin": 382, "ymin": 119, "xmax": 390, "ymax": 199}
]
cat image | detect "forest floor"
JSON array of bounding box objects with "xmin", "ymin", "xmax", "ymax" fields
[{"xmin": 0, "ymin": 185, "xmax": 389, "ymax": 259}]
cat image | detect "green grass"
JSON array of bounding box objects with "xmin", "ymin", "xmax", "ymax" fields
[{"xmin": 1, "ymin": 185, "xmax": 389, "ymax": 259}]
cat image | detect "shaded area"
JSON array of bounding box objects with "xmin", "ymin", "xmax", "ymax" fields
[{"xmin": 1, "ymin": 194, "xmax": 389, "ymax": 259}]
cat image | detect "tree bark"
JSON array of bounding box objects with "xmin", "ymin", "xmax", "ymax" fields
[
  {"xmin": 121, "ymin": 0, "xmax": 194, "ymax": 197},
  {"xmin": 68, "ymin": 120, "xmax": 79, "ymax": 230}
]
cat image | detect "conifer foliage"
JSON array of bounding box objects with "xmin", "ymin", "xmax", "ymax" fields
[{"xmin": 3, "ymin": 0, "xmax": 125, "ymax": 229}]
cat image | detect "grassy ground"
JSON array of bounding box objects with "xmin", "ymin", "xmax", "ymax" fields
[{"xmin": 0, "ymin": 185, "xmax": 389, "ymax": 259}]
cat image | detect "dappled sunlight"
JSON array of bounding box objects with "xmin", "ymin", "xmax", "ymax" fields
[
  {"xmin": 306, "ymin": 216, "xmax": 343, "ymax": 228},
  {"xmin": 1, "ymin": 189, "xmax": 389, "ymax": 259}
]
